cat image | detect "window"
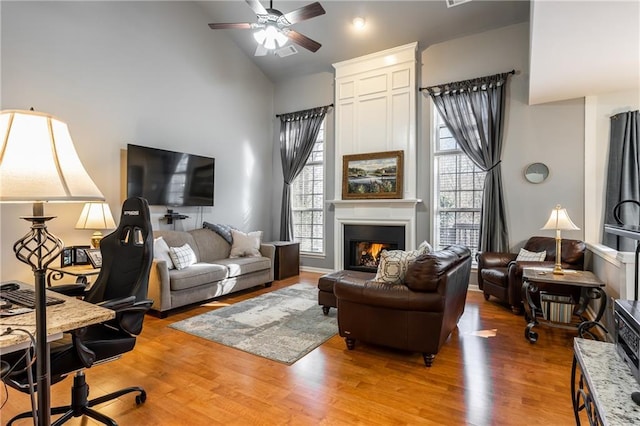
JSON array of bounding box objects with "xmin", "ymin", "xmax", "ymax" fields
[
  {"xmin": 291, "ymin": 121, "xmax": 325, "ymax": 254},
  {"xmin": 433, "ymin": 111, "xmax": 485, "ymax": 258}
]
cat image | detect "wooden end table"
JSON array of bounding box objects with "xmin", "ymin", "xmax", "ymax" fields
[
  {"xmin": 522, "ymin": 268, "xmax": 606, "ymax": 343},
  {"xmin": 268, "ymin": 241, "xmax": 300, "ymax": 280}
]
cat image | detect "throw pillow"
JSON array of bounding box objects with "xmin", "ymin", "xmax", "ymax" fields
[
  {"xmin": 515, "ymin": 248, "xmax": 547, "ymax": 262},
  {"xmin": 153, "ymin": 237, "xmax": 175, "ymax": 269},
  {"xmin": 203, "ymin": 222, "xmax": 234, "ymax": 245},
  {"xmin": 417, "ymin": 240, "xmax": 433, "ymax": 255},
  {"xmin": 230, "ymin": 229, "xmax": 262, "ymax": 258},
  {"xmin": 374, "ymin": 249, "xmax": 421, "ymax": 284},
  {"xmin": 169, "ymin": 243, "xmax": 197, "ymax": 270}
]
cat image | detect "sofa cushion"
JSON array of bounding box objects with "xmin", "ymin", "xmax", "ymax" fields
[
  {"xmin": 230, "ymin": 229, "xmax": 262, "ymax": 258},
  {"xmin": 215, "ymin": 256, "xmax": 271, "ymax": 278},
  {"xmin": 190, "ymin": 228, "xmax": 231, "ymax": 261},
  {"xmin": 169, "ymin": 243, "xmax": 197, "ymax": 270},
  {"xmin": 168, "ymin": 263, "xmax": 228, "ymax": 291}
]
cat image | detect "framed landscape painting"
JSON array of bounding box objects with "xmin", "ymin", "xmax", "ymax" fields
[{"xmin": 342, "ymin": 150, "xmax": 404, "ymax": 199}]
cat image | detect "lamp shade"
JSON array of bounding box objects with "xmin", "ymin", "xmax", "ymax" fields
[
  {"xmin": 0, "ymin": 109, "xmax": 104, "ymax": 203},
  {"xmin": 541, "ymin": 204, "xmax": 580, "ymax": 231},
  {"xmin": 75, "ymin": 202, "xmax": 116, "ymax": 230}
]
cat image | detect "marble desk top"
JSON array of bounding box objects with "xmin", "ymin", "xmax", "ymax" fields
[
  {"xmin": 574, "ymin": 338, "xmax": 640, "ymax": 425},
  {"xmin": 0, "ymin": 281, "xmax": 114, "ymax": 352}
]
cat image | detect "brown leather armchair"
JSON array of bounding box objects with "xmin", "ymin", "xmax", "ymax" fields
[
  {"xmin": 334, "ymin": 245, "xmax": 471, "ymax": 367},
  {"xmin": 477, "ymin": 236, "xmax": 586, "ymax": 314}
]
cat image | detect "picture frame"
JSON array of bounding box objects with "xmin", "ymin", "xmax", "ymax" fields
[
  {"xmin": 60, "ymin": 247, "xmax": 74, "ymax": 267},
  {"xmin": 342, "ymin": 150, "xmax": 404, "ymax": 200},
  {"xmin": 72, "ymin": 245, "xmax": 91, "ymax": 265},
  {"xmin": 85, "ymin": 248, "xmax": 103, "ymax": 268}
]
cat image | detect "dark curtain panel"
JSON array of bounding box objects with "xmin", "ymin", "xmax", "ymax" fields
[
  {"xmin": 279, "ymin": 106, "xmax": 330, "ymax": 241},
  {"xmin": 426, "ymin": 72, "xmax": 512, "ymax": 253},
  {"xmin": 604, "ymin": 110, "xmax": 640, "ymax": 251}
]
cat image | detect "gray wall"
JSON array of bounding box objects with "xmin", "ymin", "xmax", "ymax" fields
[
  {"xmin": 0, "ymin": 1, "xmax": 275, "ymax": 282},
  {"xmin": 274, "ymin": 22, "xmax": 586, "ymax": 271}
]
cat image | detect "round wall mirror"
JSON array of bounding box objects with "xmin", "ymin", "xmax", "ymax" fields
[{"xmin": 524, "ymin": 163, "xmax": 549, "ymax": 184}]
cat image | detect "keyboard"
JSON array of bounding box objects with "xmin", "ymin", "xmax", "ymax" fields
[{"xmin": 0, "ymin": 289, "xmax": 64, "ymax": 308}]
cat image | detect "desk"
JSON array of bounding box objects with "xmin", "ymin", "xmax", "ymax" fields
[
  {"xmin": 572, "ymin": 338, "xmax": 640, "ymax": 425},
  {"xmin": 0, "ymin": 281, "xmax": 114, "ymax": 425},
  {"xmin": 46, "ymin": 265, "xmax": 100, "ymax": 287},
  {"xmin": 522, "ymin": 268, "xmax": 606, "ymax": 343},
  {"xmin": 0, "ymin": 284, "xmax": 113, "ymax": 352}
]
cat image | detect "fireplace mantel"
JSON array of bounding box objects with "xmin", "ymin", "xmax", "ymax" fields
[{"xmin": 329, "ymin": 199, "xmax": 422, "ymax": 207}]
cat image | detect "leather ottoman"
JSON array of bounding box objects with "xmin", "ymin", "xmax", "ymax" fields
[{"xmin": 318, "ymin": 270, "xmax": 374, "ymax": 315}]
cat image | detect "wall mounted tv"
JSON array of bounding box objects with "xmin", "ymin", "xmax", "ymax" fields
[{"xmin": 126, "ymin": 143, "xmax": 215, "ymax": 207}]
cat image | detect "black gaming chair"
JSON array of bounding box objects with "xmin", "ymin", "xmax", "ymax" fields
[{"xmin": 4, "ymin": 197, "xmax": 154, "ymax": 426}]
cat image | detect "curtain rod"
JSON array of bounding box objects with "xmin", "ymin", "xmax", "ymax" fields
[
  {"xmin": 418, "ymin": 70, "xmax": 516, "ymax": 92},
  {"xmin": 276, "ymin": 103, "xmax": 333, "ymax": 118}
]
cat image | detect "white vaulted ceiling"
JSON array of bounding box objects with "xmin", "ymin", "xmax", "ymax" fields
[{"xmin": 197, "ymin": 1, "xmax": 639, "ymax": 104}]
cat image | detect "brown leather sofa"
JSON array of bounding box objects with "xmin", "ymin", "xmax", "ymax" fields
[
  {"xmin": 477, "ymin": 236, "xmax": 586, "ymax": 314},
  {"xmin": 333, "ymin": 245, "xmax": 472, "ymax": 367}
]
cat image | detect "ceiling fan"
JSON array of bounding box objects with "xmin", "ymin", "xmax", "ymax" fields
[{"xmin": 208, "ymin": 0, "xmax": 326, "ymax": 56}]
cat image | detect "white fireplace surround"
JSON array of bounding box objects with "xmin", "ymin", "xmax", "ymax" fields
[{"xmin": 331, "ymin": 199, "xmax": 421, "ymax": 270}]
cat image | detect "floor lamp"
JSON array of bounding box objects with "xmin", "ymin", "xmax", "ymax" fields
[{"xmin": 0, "ymin": 109, "xmax": 105, "ymax": 426}]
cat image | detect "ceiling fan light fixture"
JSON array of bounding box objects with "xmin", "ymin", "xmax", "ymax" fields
[
  {"xmin": 253, "ymin": 29, "xmax": 267, "ymax": 44},
  {"xmin": 275, "ymin": 29, "xmax": 289, "ymax": 48},
  {"xmin": 254, "ymin": 25, "xmax": 287, "ymax": 50}
]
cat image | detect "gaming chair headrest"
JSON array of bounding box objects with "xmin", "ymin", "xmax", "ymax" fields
[{"xmin": 119, "ymin": 197, "xmax": 151, "ymax": 229}]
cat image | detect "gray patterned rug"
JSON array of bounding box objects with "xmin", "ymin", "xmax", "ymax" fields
[{"xmin": 169, "ymin": 283, "xmax": 337, "ymax": 365}]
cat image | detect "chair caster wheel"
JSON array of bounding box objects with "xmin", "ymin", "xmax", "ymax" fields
[
  {"xmin": 525, "ymin": 325, "xmax": 538, "ymax": 343},
  {"xmin": 136, "ymin": 392, "xmax": 147, "ymax": 405}
]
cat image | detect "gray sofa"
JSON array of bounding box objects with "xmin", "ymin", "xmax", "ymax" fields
[{"xmin": 149, "ymin": 228, "xmax": 275, "ymax": 316}]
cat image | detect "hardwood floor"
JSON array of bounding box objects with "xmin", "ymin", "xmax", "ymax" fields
[{"xmin": 2, "ymin": 272, "xmax": 585, "ymax": 425}]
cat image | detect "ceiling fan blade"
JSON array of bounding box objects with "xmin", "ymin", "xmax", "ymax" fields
[
  {"xmin": 208, "ymin": 22, "xmax": 253, "ymax": 30},
  {"xmin": 255, "ymin": 44, "xmax": 269, "ymax": 57},
  {"xmin": 286, "ymin": 30, "xmax": 321, "ymax": 52},
  {"xmin": 283, "ymin": 2, "xmax": 326, "ymax": 24},
  {"xmin": 246, "ymin": 0, "xmax": 268, "ymax": 16}
]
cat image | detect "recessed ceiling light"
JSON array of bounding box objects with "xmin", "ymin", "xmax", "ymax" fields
[{"xmin": 352, "ymin": 17, "xmax": 366, "ymax": 30}]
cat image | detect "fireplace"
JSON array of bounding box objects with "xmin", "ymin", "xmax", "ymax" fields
[{"xmin": 343, "ymin": 224, "xmax": 405, "ymax": 272}]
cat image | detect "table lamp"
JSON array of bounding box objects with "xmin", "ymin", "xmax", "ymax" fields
[
  {"xmin": 75, "ymin": 202, "xmax": 116, "ymax": 248},
  {"xmin": 0, "ymin": 109, "xmax": 104, "ymax": 426},
  {"xmin": 541, "ymin": 204, "xmax": 580, "ymax": 275}
]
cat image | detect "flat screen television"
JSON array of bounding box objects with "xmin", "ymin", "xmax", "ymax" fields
[{"xmin": 126, "ymin": 143, "xmax": 215, "ymax": 206}]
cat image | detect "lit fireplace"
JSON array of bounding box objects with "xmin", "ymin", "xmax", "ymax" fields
[
  {"xmin": 344, "ymin": 224, "xmax": 405, "ymax": 272},
  {"xmin": 355, "ymin": 242, "xmax": 394, "ymax": 269}
]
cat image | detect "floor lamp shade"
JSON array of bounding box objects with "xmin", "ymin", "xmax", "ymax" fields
[
  {"xmin": 0, "ymin": 110, "xmax": 104, "ymax": 202},
  {"xmin": 541, "ymin": 204, "xmax": 580, "ymax": 275},
  {"xmin": 0, "ymin": 109, "xmax": 104, "ymax": 426}
]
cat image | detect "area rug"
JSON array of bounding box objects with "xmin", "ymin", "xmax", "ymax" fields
[{"xmin": 169, "ymin": 283, "xmax": 337, "ymax": 365}]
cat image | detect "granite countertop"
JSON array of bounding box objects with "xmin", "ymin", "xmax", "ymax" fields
[
  {"xmin": 574, "ymin": 338, "xmax": 640, "ymax": 425},
  {"xmin": 0, "ymin": 283, "xmax": 114, "ymax": 351}
]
